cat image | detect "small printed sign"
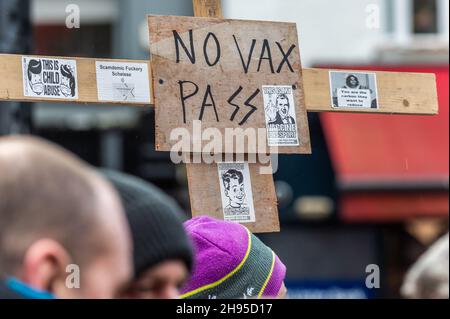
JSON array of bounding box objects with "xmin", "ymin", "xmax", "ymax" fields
[
  {"xmin": 329, "ymin": 71, "xmax": 379, "ymax": 109},
  {"xmin": 96, "ymin": 61, "xmax": 150, "ymax": 103},
  {"xmin": 217, "ymin": 162, "xmax": 256, "ymax": 223},
  {"xmin": 262, "ymin": 85, "xmax": 300, "ymax": 146},
  {"xmin": 22, "ymin": 56, "xmax": 78, "ymax": 99}
]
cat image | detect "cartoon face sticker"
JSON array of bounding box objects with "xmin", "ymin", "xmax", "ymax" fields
[
  {"xmin": 222, "ymin": 169, "xmax": 246, "ymax": 208},
  {"xmin": 27, "ymin": 59, "xmax": 44, "ymax": 95},
  {"xmin": 60, "ymin": 64, "xmax": 76, "ymax": 97}
]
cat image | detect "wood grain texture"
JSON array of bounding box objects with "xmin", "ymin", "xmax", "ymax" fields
[
  {"xmin": 193, "ymin": 0, "xmax": 223, "ymax": 18},
  {"xmin": 186, "ymin": 160, "xmax": 280, "ymax": 233},
  {"xmin": 149, "ymin": 15, "xmax": 312, "ymax": 154},
  {"xmin": 0, "ymin": 54, "xmax": 152, "ymax": 106}
]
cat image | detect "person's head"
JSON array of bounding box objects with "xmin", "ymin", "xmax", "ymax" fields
[
  {"xmin": 27, "ymin": 59, "xmax": 43, "ymax": 95},
  {"xmin": 180, "ymin": 216, "xmax": 287, "ymax": 299},
  {"xmin": 401, "ymin": 233, "xmax": 449, "ymax": 299},
  {"xmin": 222, "ymin": 169, "xmax": 245, "ymax": 208},
  {"xmin": 346, "ymin": 74, "xmax": 359, "ymax": 88},
  {"xmin": 275, "ymin": 94, "xmax": 290, "ymax": 120},
  {"xmin": 103, "ymin": 170, "xmax": 193, "ymax": 299},
  {"xmin": 0, "ymin": 136, "xmax": 132, "ymax": 299},
  {"xmin": 60, "ymin": 64, "xmax": 76, "ymax": 97}
]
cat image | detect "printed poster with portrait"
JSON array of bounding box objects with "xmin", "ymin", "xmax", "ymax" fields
[
  {"xmin": 22, "ymin": 57, "xmax": 78, "ymax": 100},
  {"xmin": 262, "ymin": 85, "xmax": 300, "ymax": 147},
  {"xmin": 329, "ymin": 71, "xmax": 379, "ymax": 109},
  {"xmin": 217, "ymin": 162, "xmax": 256, "ymax": 223}
]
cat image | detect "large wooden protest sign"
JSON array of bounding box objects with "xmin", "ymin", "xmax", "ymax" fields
[
  {"xmin": 0, "ymin": 0, "xmax": 441, "ymax": 233},
  {"xmin": 149, "ymin": 15, "xmax": 311, "ymax": 154}
]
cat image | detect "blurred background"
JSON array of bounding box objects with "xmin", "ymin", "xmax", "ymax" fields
[{"xmin": 0, "ymin": 0, "xmax": 448, "ymax": 298}]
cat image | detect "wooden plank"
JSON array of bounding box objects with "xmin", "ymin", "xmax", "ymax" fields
[
  {"xmin": 192, "ymin": 0, "xmax": 223, "ymax": 18},
  {"xmin": 0, "ymin": 54, "xmax": 152, "ymax": 106},
  {"xmin": 186, "ymin": 159, "xmax": 280, "ymax": 233},
  {"xmin": 187, "ymin": 0, "xmax": 280, "ymax": 233},
  {"xmin": 304, "ymin": 68, "xmax": 439, "ymax": 115},
  {"xmin": 149, "ymin": 15, "xmax": 312, "ymax": 154},
  {"xmin": 0, "ymin": 54, "xmax": 439, "ymax": 116}
]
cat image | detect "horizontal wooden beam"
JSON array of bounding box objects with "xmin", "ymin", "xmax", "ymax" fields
[
  {"xmin": 0, "ymin": 54, "xmax": 438, "ymax": 115},
  {"xmin": 303, "ymin": 68, "xmax": 438, "ymax": 115},
  {"xmin": 0, "ymin": 54, "xmax": 151, "ymax": 106}
]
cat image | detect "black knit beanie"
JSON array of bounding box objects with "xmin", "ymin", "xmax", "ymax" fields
[{"xmin": 102, "ymin": 169, "xmax": 193, "ymax": 279}]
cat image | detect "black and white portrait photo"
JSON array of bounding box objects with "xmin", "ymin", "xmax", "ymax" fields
[
  {"xmin": 262, "ymin": 85, "xmax": 300, "ymax": 146},
  {"xmin": 267, "ymin": 93, "xmax": 296, "ymax": 125},
  {"xmin": 329, "ymin": 71, "xmax": 379, "ymax": 109}
]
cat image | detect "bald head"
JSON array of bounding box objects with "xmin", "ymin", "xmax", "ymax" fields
[{"xmin": 0, "ymin": 136, "xmax": 131, "ymax": 298}]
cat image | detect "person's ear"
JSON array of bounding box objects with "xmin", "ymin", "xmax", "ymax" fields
[{"xmin": 21, "ymin": 239, "xmax": 72, "ymax": 295}]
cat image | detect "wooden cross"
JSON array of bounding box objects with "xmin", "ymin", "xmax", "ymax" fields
[{"xmin": 0, "ymin": 0, "xmax": 438, "ymax": 233}]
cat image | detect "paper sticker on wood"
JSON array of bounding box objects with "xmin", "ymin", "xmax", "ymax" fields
[
  {"xmin": 329, "ymin": 71, "xmax": 379, "ymax": 109},
  {"xmin": 149, "ymin": 15, "xmax": 311, "ymax": 154},
  {"xmin": 217, "ymin": 162, "xmax": 256, "ymax": 223},
  {"xmin": 96, "ymin": 61, "xmax": 151, "ymax": 103},
  {"xmin": 262, "ymin": 85, "xmax": 300, "ymax": 146},
  {"xmin": 22, "ymin": 56, "xmax": 78, "ymax": 100}
]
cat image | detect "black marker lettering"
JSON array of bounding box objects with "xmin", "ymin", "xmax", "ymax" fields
[
  {"xmin": 199, "ymin": 85, "xmax": 219, "ymax": 122},
  {"xmin": 227, "ymin": 86, "xmax": 243, "ymax": 122},
  {"xmin": 178, "ymin": 80, "xmax": 199, "ymax": 124},
  {"xmin": 233, "ymin": 35, "xmax": 256, "ymax": 74},
  {"xmin": 276, "ymin": 42, "xmax": 296, "ymax": 73},
  {"xmin": 239, "ymin": 88, "xmax": 260, "ymax": 125},
  {"xmin": 257, "ymin": 40, "xmax": 275, "ymax": 73},
  {"xmin": 173, "ymin": 30, "xmax": 196, "ymax": 64},
  {"xmin": 203, "ymin": 32, "xmax": 221, "ymax": 67}
]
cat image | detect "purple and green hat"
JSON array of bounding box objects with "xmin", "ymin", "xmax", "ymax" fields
[{"xmin": 180, "ymin": 216, "xmax": 286, "ymax": 299}]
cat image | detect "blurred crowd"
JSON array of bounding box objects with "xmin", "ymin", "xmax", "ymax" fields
[
  {"xmin": 0, "ymin": 135, "xmax": 286, "ymax": 299},
  {"xmin": 0, "ymin": 135, "xmax": 447, "ymax": 299}
]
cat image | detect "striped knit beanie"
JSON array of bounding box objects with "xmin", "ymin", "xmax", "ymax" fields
[{"xmin": 180, "ymin": 216, "xmax": 286, "ymax": 299}]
